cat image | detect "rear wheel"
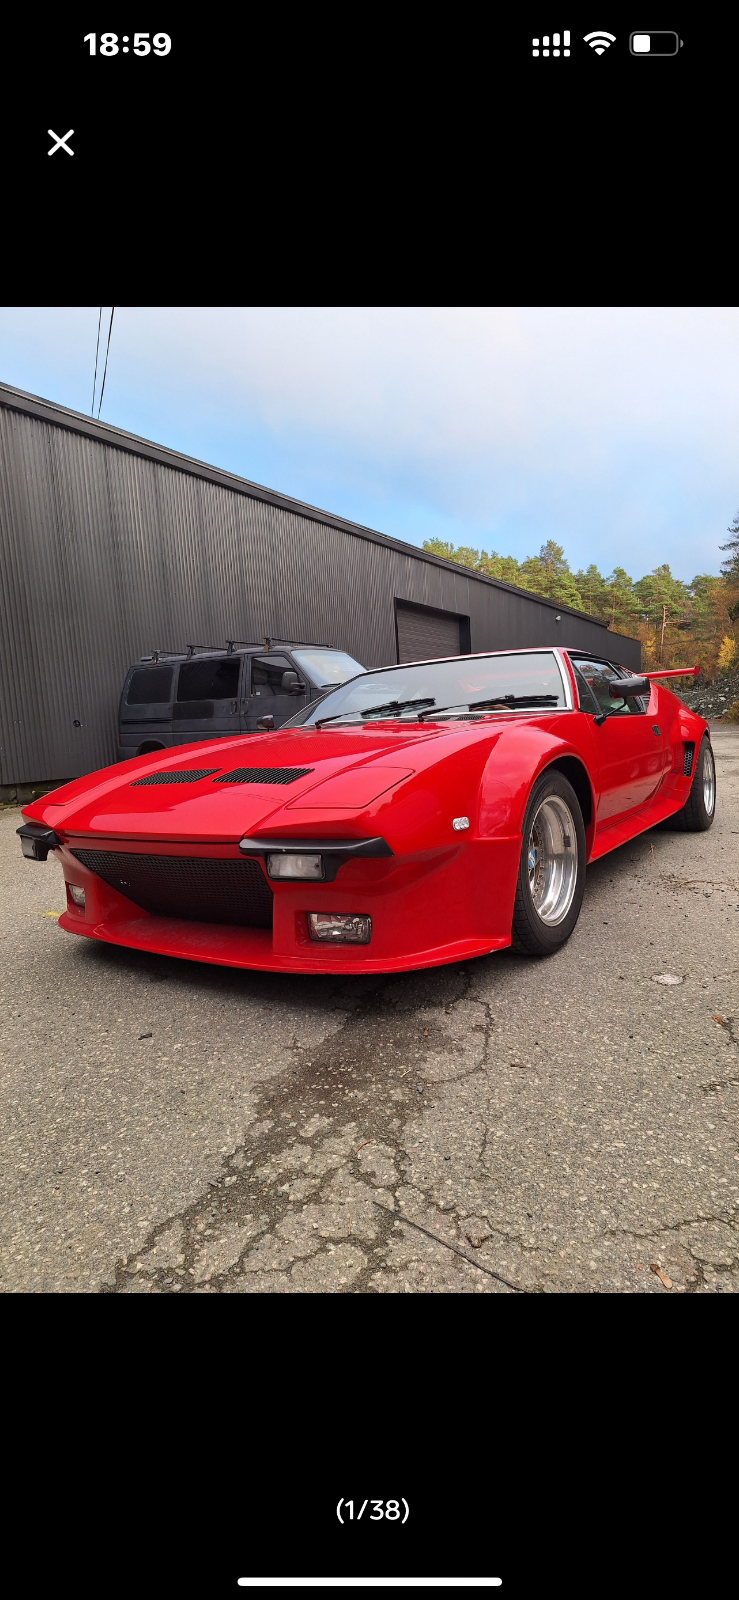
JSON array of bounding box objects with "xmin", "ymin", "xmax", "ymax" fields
[
  {"xmin": 510, "ymin": 771, "xmax": 586, "ymax": 956},
  {"xmin": 669, "ymin": 734, "xmax": 716, "ymax": 831}
]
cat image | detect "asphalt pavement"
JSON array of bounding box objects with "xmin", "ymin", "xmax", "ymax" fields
[{"xmin": 2, "ymin": 725, "xmax": 737, "ymax": 1294}]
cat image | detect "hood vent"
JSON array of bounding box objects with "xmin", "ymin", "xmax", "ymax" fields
[
  {"xmin": 213, "ymin": 767, "xmax": 314, "ymax": 784},
  {"xmin": 131, "ymin": 769, "xmax": 220, "ymax": 786}
]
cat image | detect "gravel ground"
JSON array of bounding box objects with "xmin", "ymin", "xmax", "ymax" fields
[
  {"xmin": 675, "ymin": 672, "xmax": 739, "ymax": 721},
  {"xmin": 2, "ymin": 725, "xmax": 737, "ymax": 1295}
]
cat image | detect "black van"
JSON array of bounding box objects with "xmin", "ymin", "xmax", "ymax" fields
[{"xmin": 117, "ymin": 641, "xmax": 365, "ymax": 760}]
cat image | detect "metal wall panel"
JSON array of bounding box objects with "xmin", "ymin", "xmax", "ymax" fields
[{"xmin": 0, "ymin": 384, "xmax": 641, "ymax": 784}]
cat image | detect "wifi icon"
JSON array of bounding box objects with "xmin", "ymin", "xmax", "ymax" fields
[{"xmin": 584, "ymin": 30, "xmax": 616, "ymax": 53}]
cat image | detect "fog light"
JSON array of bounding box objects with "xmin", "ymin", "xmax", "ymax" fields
[
  {"xmin": 308, "ymin": 913, "xmax": 371, "ymax": 944},
  {"xmin": 67, "ymin": 883, "xmax": 85, "ymax": 908},
  {"xmin": 267, "ymin": 853, "xmax": 322, "ymax": 880}
]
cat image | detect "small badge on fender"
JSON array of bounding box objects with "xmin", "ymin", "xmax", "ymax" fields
[{"xmin": 453, "ymin": 817, "xmax": 470, "ymax": 831}]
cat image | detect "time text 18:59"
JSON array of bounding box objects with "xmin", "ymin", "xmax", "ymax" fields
[{"xmin": 83, "ymin": 33, "xmax": 172, "ymax": 56}]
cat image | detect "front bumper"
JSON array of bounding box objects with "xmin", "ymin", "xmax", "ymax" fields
[{"xmin": 51, "ymin": 832, "xmax": 521, "ymax": 973}]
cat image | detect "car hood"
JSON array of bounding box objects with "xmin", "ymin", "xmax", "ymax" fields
[{"xmin": 23, "ymin": 725, "xmax": 465, "ymax": 842}]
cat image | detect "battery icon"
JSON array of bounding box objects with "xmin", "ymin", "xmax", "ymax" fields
[{"xmin": 630, "ymin": 31, "xmax": 682, "ymax": 55}]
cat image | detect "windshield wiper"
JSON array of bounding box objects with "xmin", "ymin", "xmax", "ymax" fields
[
  {"xmin": 315, "ymin": 697, "xmax": 435, "ymax": 727},
  {"xmin": 315, "ymin": 692, "xmax": 561, "ymax": 728},
  {"xmin": 474, "ymin": 694, "xmax": 560, "ymax": 708},
  {"xmin": 417, "ymin": 694, "xmax": 560, "ymax": 720}
]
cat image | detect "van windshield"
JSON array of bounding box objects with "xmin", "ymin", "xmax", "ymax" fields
[
  {"xmin": 283, "ymin": 652, "xmax": 567, "ymax": 727},
  {"xmin": 291, "ymin": 649, "xmax": 364, "ymax": 685}
]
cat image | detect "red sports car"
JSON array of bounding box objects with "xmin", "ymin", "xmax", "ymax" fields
[{"xmin": 18, "ymin": 648, "xmax": 714, "ymax": 975}]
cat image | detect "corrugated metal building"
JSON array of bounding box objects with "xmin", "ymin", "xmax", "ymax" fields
[{"xmin": 0, "ymin": 380, "xmax": 640, "ymax": 790}]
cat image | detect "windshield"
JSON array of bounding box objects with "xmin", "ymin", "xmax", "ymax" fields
[
  {"xmin": 291, "ymin": 649, "xmax": 364, "ymax": 685},
  {"xmin": 283, "ymin": 652, "xmax": 567, "ymax": 727}
]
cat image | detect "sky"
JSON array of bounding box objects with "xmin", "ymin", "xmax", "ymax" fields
[{"xmin": 0, "ymin": 306, "xmax": 736, "ymax": 584}]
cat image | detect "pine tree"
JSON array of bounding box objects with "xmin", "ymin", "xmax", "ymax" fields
[
  {"xmin": 719, "ymin": 510, "xmax": 739, "ymax": 581},
  {"xmin": 517, "ymin": 541, "xmax": 583, "ymax": 610},
  {"xmin": 421, "ymin": 539, "xmax": 481, "ymax": 569},
  {"xmin": 476, "ymin": 550, "xmax": 523, "ymax": 585},
  {"xmin": 422, "ymin": 538, "xmax": 475, "ymax": 564},
  {"xmin": 574, "ymin": 563, "xmax": 611, "ymax": 621},
  {"xmin": 605, "ymin": 568, "xmax": 639, "ymax": 635},
  {"xmin": 632, "ymin": 565, "xmax": 688, "ymax": 631}
]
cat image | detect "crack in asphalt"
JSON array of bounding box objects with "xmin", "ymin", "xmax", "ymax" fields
[
  {"xmin": 98, "ymin": 955, "xmax": 739, "ymax": 1296},
  {"xmin": 104, "ymin": 968, "xmax": 494, "ymax": 1294},
  {"xmin": 700, "ymin": 1020, "xmax": 738, "ymax": 1093},
  {"xmin": 379, "ymin": 1208, "xmax": 524, "ymax": 1292},
  {"xmin": 601, "ymin": 1212, "xmax": 738, "ymax": 1292}
]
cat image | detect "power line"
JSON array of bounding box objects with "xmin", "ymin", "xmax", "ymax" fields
[
  {"xmin": 91, "ymin": 307, "xmax": 102, "ymax": 415},
  {"xmin": 97, "ymin": 307, "xmax": 115, "ymax": 418}
]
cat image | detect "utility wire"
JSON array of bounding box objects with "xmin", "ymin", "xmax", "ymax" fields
[
  {"xmin": 91, "ymin": 307, "xmax": 102, "ymax": 415},
  {"xmin": 96, "ymin": 307, "xmax": 115, "ymax": 418}
]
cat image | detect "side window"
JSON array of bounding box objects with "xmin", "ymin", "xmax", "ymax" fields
[
  {"xmin": 250, "ymin": 656, "xmax": 295, "ymax": 698},
  {"xmin": 572, "ymin": 658, "xmax": 644, "ymax": 716},
  {"xmin": 126, "ymin": 667, "xmax": 173, "ymax": 704},
  {"xmin": 570, "ymin": 663, "xmax": 600, "ymax": 715},
  {"xmin": 176, "ymin": 658, "xmax": 240, "ymax": 702}
]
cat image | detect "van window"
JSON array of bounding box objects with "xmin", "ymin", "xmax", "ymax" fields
[
  {"xmin": 126, "ymin": 667, "xmax": 174, "ymax": 704},
  {"xmin": 177, "ymin": 658, "xmax": 240, "ymax": 701},
  {"xmin": 250, "ymin": 657, "xmax": 293, "ymax": 698}
]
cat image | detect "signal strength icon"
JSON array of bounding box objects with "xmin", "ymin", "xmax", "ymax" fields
[
  {"xmin": 532, "ymin": 31, "xmax": 571, "ymax": 57},
  {"xmin": 584, "ymin": 30, "xmax": 616, "ymax": 54}
]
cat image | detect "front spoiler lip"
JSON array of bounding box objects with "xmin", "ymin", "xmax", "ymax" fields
[
  {"xmin": 58, "ymin": 909, "xmax": 508, "ymax": 973},
  {"xmin": 238, "ymin": 833, "xmax": 392, "ymax": 883}
]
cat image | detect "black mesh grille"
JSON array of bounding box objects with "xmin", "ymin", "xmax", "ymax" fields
[
  {"xmin": 213, "ymin": 767, "xmax": 314, "ymax": 784},
  {"xmin": 72, "ymin": 851, "xmax": 273, "ymax": 928},
  {"xmin": 130, "ymin": 769, "xmax": 220, "ymax": 786},
  {"xmin": 683, "ymin": 742, "xmax": 695, "ymax": 776}
]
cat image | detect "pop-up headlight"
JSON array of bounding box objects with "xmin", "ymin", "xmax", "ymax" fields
[
  {"xmin": 17, "ymin": 824, "xmax": 62, "ymax": 861},
  {"xmin": 267, "ymin": 853, "xmax": 322, "ymax": 880}
]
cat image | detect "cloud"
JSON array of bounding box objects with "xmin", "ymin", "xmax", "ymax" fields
[{"xmin": 0, "ymin": 305, "xmax": 737, "ymax": 579}]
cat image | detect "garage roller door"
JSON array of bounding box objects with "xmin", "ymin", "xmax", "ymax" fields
[{"xmin": 396, "ymin": 603, "xmax": 462, "ymax": 662}]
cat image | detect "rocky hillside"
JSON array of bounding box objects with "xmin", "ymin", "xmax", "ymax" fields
[{"xmin": 671, "ymin": 670, "xmax": 739, "ymax": 720}]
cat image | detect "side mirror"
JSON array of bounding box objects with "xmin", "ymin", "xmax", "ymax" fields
[
  {"xmin": 256, "ymin": 714, "xmax": 275, "ymax": 730},
  {"xmin": 281, "ymin": 671, "xmax": 304, "ymax": 695},
  {"xmin": 609, "ymin": 676, "xmax": 651, "ymax": 698}
]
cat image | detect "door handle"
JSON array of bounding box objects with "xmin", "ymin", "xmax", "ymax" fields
[{"xmin": 652, "ymin": 725, "xmax": 661, "ymax": 736}]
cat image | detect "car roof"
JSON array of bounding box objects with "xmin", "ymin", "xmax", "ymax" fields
[{"xmin": 338, "ymin": 645, "xmax": 567, "ymax": 674}]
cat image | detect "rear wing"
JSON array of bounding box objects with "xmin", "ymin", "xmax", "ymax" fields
[{"xmin": 641, "ymin": 666, "xmax": 700, "ymax": 680}]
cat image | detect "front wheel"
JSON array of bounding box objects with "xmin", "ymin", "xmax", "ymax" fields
[{"xmin": 510, "ymin": 771, "xmax": 586, "ymax": 956}]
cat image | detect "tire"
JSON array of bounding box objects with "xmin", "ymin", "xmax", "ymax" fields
[
  {"xmin": 668, "ymin": 734, "xmax": 716, "ymax": 831},
  {"xmin": 138, "ymin": 741, "xmax": 165, "ymax": 756},
  {"xmin": 510, "ymin": 771, "xmax": 587, "ymax": 956}
]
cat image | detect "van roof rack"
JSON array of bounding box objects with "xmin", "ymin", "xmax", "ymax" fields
[
  {"xmin": 264, "ymin": 638, "xmax": 331, "ymax": 650},
  {"xmin": 139, "ymin": 650, "xmax": 187, "ymax": 663},
  {"xmin": 139, "ymin": 637, "xmax": 335, "ymax": 664}
]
